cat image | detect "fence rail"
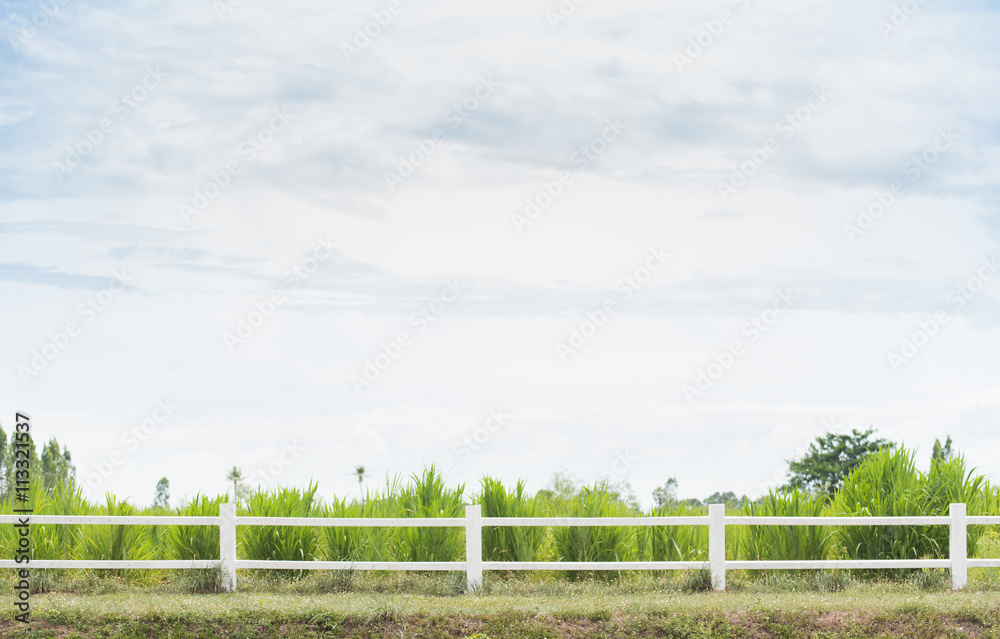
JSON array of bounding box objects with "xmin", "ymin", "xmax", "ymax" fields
[{"xmin": 2, "ymin": 503, "xmax": 994, "ymax": 592}]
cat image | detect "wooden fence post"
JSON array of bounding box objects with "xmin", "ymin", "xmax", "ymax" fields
[
  {"xmin": 220, "ymin": 502, "xmax": 237, "ymax": 592},
  {"xmin": 709, "ymin": 503, "xmax": 726, "ymax": 591},
  {"xmin": 466, "ymin": 504, "xmax": 483, "ymax": 593},
  {"xmin": 950, "ymin": 502, "xmax": 968, "ymax": 590}
]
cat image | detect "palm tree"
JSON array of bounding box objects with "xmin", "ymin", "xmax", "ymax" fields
[
  {"xmin": 354, "ymin": 465, "xmax": 366, "ymax": 500},
  {"xmin": 225, "ymin": 466, "xmax": 243, "ymax": 505}
]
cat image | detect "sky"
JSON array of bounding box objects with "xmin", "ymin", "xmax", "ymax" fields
[{"xmin": 1, "ymin": 0, "xmax": 999, "ymax": 509}]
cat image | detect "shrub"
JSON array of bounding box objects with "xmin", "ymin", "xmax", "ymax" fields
[{"xmin": 681, "ymin": 568, "xmax": 713, "ymax": 592}]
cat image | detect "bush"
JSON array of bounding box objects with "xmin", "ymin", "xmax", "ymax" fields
[
  {"xmin": 176, "ymin": 563, "xmax": 224, "ymax": 593},
  {"xmin": 681, "ymin": 568, "xmax": 713, "ymax": 593}
]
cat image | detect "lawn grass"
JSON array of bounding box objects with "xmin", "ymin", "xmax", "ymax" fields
[{"xmin": 5, "ymin": 571, "xmax": 1000, "ymax": 637}]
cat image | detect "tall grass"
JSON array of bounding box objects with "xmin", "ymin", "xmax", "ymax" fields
[
  {"xmin": 76, "ymin": 495, "xmax": 154, "ymax": 579},
  {"xmin": 2, "ymin": 455, "xmax": 998, "ymax": 587},
  {"xmin": 395, "ymin": 467, "xmax": 465, "ymax": 563},
  {"xmin": 833, "ymin": 449, "xmax": 987, "ymax": 571},
  {"xmin": 321, "ymin": 478, "xmax": 404, "ymax": 562},
  {"xmin": 476, "ymin": 476, "xmax": 544, "ymax": 563},
  {"xmin": 239, "ymin": 483, "xmax": 319, "ymax": 567},
  {"xmin": 734, "ymin": 489, "xmax": 831, "ymax": 563},
  {"xmin": 169, "ymin": 494, "xmax": 228, "ymax": 560},
  {"xmin": 0, "ymin": 478, "xmax": 93, "ymax": 561},
  {"xmin": 639, "ymin": 501, "xmax": 707, "ymax": 563},
  {"xmin": 551, "ymin": 483, "xmax": 636, "ymax": 581}
]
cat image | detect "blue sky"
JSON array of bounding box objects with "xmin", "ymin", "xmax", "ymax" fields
[{"xmin": 1, "ymin": 0, "xmax": 999, "ymax": 508}]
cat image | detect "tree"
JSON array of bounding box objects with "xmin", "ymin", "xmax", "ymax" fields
[
  {"xmin": 703, "ymin": 491, "xmax": 743, "ymax": 507},
  {"xmin": 154, "ymin": 477, "xmax": 170, "ymax": 509},
  {"xmin": 39, "ymin": 438, "xmax": 75, "ymax": 493},
  {"xmin": 225, "ymin": 466, "xmax": 245, "ymax": 504},
  {"xmin": 652, "ymin": 478, "xmax": 678, "ymax": 508},
  {"xmin": 932, "ymin": 436, "xmax": 954, "ymax": 463},
  {"xmin": 786, "ymin": 427, "xmax": 892, "ymax": 497},
  {"xmin": 0, "ymin": 426, "xmax": 75, "ymax": 498}
]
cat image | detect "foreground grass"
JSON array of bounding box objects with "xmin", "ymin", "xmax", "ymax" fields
[{"xmin": 5, "ymin": 572, "xmax": 1000, "ymax": 638}]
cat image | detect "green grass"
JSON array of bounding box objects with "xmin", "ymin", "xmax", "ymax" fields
[
  {"xmin": 476, "ymin": 476, "xmax": 544, "ymax": 563},
  {"xmin": 4, "ymin": 450, "xmax": 1000, "ymax": 589},
  {"xmin": 8, "ymin": 574, "xmax": 1000, "ymax": 638},
  {"xmin": 550, "ymin": 483, "xmax": 637, "ymax": 581},
  {"xmin": 239, "ymin": 482, "xmax": 320, "ymax": 566}
]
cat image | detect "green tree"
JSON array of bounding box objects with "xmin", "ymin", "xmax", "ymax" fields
[
  {"xmin": 39, "ymin": 438, "xmax": 75, "ymax": 493},
  {"xmin": 2, "ymin": 428, "xmax": 38, "ymax": 500},
  {"xmin": 786, "ymin": 427, "xmax": 892, "ymax": 497},
  {"xmin": 932, "ymin": 435, "xmax": 953, "ymax": 463},
  {"xmin": 652, "ymin": 477, "xmax": 678, "ymax": 508},
  {"xmin": 154, "ymin": 477, "xmax": 170, "ymax": 509},
  {"xmin": 704, "ymin": 491, "xmax": 743, "ymax": 507},
  {"xmin": 354, "ymin": 465, "xmax": 366, "ymax": 496}
]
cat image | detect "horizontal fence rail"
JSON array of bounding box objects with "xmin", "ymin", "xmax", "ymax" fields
[{"xmin": 3, "ymin": 503, "xmax": 995, "ymax": 592}]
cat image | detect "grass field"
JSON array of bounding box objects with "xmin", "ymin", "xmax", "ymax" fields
[{"xmin": 5, "ymin": 571, "xmax": 1000, "ymax": 638}]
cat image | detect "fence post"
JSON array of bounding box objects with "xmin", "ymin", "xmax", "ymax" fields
[
  {"xmin": 950, "ymin": 502, "xmax": 968, "ymax": 590},
  {"xmin": 466, "ymin": 504, "xmax": 483, "ymax": 593},
  {"xmin": 709, "ymin": 503, "xmax": 726, "ymax": 591},
  {"xmin": 220, "ymin": 502, "xmax": 237, "ymax": 593}
]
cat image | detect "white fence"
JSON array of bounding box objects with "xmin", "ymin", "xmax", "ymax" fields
[{"xmin": 4, "ymin": 503, "xmax": 1000, "ymax": 592}]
